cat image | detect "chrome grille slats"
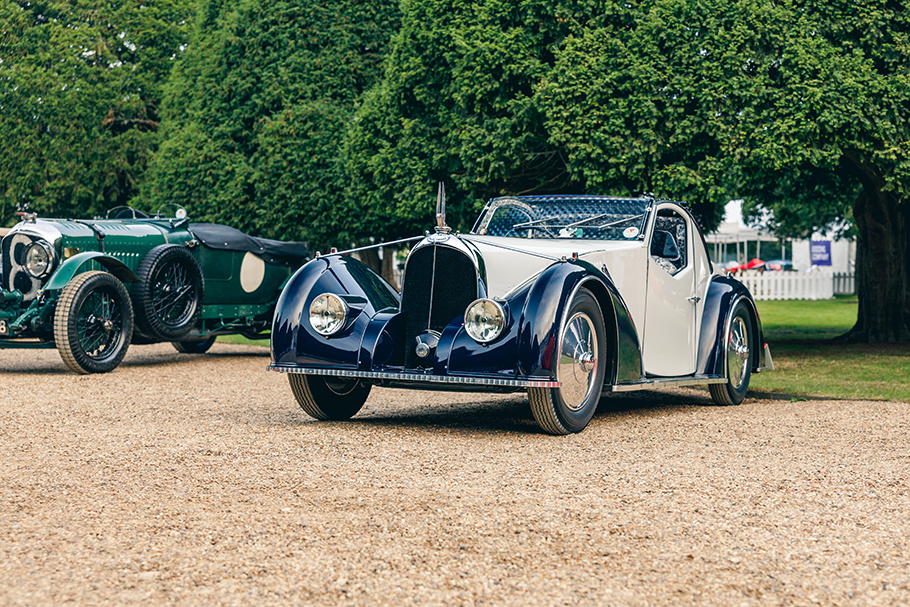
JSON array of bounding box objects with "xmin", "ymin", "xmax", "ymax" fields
[{"xmin": 400, "ymin": 241, "xmax": 479, "ymax": 369}]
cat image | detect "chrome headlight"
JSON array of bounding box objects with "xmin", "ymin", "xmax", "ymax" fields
[
  {"xmin": 464, "ymin": 298, "xmax": 506, "ymax": 343},
  {"xmin": 25, "ymin": 241, "xmax": 55, "ymax": 278},
  {"xmin": 309, "ymin": 293, "xmax": 348, "ymax": 336}
]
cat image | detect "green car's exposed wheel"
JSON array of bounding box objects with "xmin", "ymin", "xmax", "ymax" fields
[
  {"xmin": 709, "ymin": 300, "xmax": 754, "ymax": 406},
  {"xmin": 528, "ymin": 288, "xmax": 606, "ymax": 435},
  {"xmin": 288, "ymin": 374, "xmax": 371, "ymax": 421},
  {"xmin": 54, "ymin": 271, "xmax": 134, "ymax": 374},
  {"xmin": 134, "ymin": 244, "xmax": 204, "ymax": 341},
  {"xmin": 172, "ymin": 335, "xmax": 217, "ymax": 354}
]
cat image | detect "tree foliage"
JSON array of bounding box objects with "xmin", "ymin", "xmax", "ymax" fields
[
  {"xmin": 141, "ymin": 0, "xmax": 400, "ymax": 248},
  {"xmin": 702, "ymin": 0, "xmax": 910, "ymax": 341},
  {"xmin": 343, "ymin": 0, "xmax": 581, "ymax": 241},
  {"xmin": 0, "ymin": 0, "xmax": 192, "ymax": 225},
  {"xmin": 347, "ymin": 0, "xmax": 909, "ymax": 341}
]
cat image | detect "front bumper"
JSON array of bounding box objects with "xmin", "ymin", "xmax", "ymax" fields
[{"xmin": 268, "ymin": 364, "xmax": 560, "ymax": 391}]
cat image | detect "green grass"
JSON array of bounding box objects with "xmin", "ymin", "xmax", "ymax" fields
[
  {"xmin": 757, "ymin": 294, "xmax": 860, "ymax": 341},
  {"xmin": 215, "ymin": 334, "xmax": 269, "ymax": 347},
  {"xmin": 751, "ymin": 295, "xmax": 910, "ymax": 402}
]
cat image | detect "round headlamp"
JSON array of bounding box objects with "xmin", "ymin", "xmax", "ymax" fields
[
  {"xmin": 464, "ymin": 298, "xmax": 506, "ymax": 344},
  {"xmin": 309, "ymin": 293, "xmax": 348, "ymax": 336},
  {"xmin": 25, "ymin": 241, "xmax": 55, "ymax": 278}
]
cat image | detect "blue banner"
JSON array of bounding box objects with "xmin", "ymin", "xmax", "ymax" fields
[{"xmin": 810, "ymin": 241, "xmax": 832, "ymax": 266}]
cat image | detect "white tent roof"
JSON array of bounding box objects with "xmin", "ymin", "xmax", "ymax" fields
[{"xmin": 704, "ymin": 200, "xmax": 778, "ymax": 243}]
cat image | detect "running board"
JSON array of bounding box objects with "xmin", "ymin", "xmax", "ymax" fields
[{"xmin": 610, "ymin": 376, "xmax": 726, "ymax": 392}]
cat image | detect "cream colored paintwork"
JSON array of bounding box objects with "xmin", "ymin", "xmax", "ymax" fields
[
  {"xmin": 239, "ymin": 251, "xmax": 266, "ymax": 293},
  {"xmin": 466, "ymin": 236, "xmax": 650, "ymax": 342},
  {"xmin": 467, "ymin": 202, "xmax": 718, "ymax": 378},
  {"xmin": 642, "ymin": 233, "xmax": 696, "ymax": 376}
]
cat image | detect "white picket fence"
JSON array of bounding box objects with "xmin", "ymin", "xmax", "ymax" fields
[{"xmin": 737, "ymin": 271, "xmax": 835, "ymax": 300}]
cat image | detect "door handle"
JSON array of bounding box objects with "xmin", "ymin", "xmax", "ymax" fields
[{"xmin": 687, "ymin": 296, "xmax": 701, "ymax": 304}]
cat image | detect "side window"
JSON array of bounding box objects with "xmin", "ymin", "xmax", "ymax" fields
[{"xmin": 650, "ymin": 209, "xmax": 688, "ymax": 276}]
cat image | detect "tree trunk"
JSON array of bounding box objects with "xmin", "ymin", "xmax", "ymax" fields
[{"xmin": 838, "ymin": 162, "xmax": 910, "ymax": 343}]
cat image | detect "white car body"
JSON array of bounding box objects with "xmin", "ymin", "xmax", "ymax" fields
[{"xmin": 468, "ymin": 199, "xmax": 721, "ymax": 377}]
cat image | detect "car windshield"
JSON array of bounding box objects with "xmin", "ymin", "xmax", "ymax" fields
[{"xmin": 471, "ymin": 196, "xmax": 652, "ymax": 241}]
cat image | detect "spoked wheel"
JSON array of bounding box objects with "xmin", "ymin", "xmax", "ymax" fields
[
  {"xmin": 528, "ymin": 288, "xmax": 606, "ymax": 435},
  {"xmin": 134, "ymin": 244, "xmax": 203, "ymax": 341},
  {"xmin": 288, "ymin": 374, "xmax": 372, "ymax": 421},
  {"xmin": 54, "ymin": 271, "xmax": 134, "ymax": 374},
  {"xmin": 172, "ymin": 335, "xmax": 217, "ymax": 354},
  {"xmin": 710, "ymin": 300, "xmax": 754, "ymax": 405}
]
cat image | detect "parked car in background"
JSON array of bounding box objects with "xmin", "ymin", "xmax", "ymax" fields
[
  {"xmin": 0, "ymin": 206, "xmax": 308, "ymax": 373},
  {"xmin": 765, "ymin": 259, "xmax": 794, "ymax": 272},
  {"xmin": 269, "ymin": 190, "xmax": 772, "ymax": 435}
]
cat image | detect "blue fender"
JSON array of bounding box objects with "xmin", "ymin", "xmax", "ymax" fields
[
  {"xmin": 270, "ymin": 255, "xmax": 400, "ymax": 368},
  {"xmin": 514, "ymin": 259, "xmax": 643, "ymax": 384},
  {"xmin": 697, "ymin": 275, "xmax": 766, "ymax": 376},
  {"xmin": 44, "ymin": 252, "xmax": 139, "ymax": 291}
]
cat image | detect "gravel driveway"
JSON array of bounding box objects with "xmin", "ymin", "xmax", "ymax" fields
[{"xmin": 1, "ymin": 342, "xmax": 908, "ymax": 606}]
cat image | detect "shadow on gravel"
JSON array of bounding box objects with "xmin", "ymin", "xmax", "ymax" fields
[
  {"xmin": 0, "ymin": 363, "xmax": 67, "ymax": 375},
  {"xmin": 0, "ymin": 346, "xmax": 269, "ymax": 374},
  {"xmin": 259, "ymin": 388, "xmax": 731, "ymax": 435}
]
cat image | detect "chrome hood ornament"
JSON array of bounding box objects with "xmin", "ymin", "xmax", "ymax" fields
[{"xmin": 435, "ymin": 182, "xmax": 451, "ymax": 234}]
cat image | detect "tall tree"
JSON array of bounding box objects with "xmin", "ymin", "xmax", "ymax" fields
[
  {"xmin": 351, "ymin": 0, "xmax": 908, "ymax": 342},
  {"xmin": 716, "ymin": 0, "xmax": 910, "ymax": 343},
  {"xmin": 342, "ymin": 0, "xmax": 586, "ymax": 241},
  {"xmin": 343, "ymin": 0, "xmax": 729, "ymax": 244},
  {"xmin": 0, "ymin": 0, "xmax": 193, "ymax": 224},
  {"xmin": 141, "ymin": 0, "xmax": 400, "ymax": 250}
]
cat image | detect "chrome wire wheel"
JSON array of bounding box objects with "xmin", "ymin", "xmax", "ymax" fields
[
  {"xmin": 727, "ymin": 316, "xmax": 750, "ymax": 390},
  {"xmin": 710, "ymin": 300, "xmax": 754, "ymax": 406},
  {"xmin": 528, "ymin": 288, "xmax": 606, "ymax": 435},
  {"xmin": 556, "ymin": 312, "xmax": 600, "ymax": 411}
]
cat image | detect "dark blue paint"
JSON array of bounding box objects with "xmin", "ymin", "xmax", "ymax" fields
[
  {"xmin": 271, "ymin": 245, "xmax": 646, "ymax": 388},
  {"xmin": 270, "ymin": 255, "xmax": 400, "ymax": 368},
  {"xmin": 696, "ymin": 275, "xmax": 765, "ymax": 376},
  {"xmin": 515, "ymin": 259, "xmax": 643, "ymax": 382}
]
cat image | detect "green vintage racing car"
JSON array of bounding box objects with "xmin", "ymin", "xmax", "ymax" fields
[{"xmin": 0, "ymin": 206, "xmax": 309, "ymax": 373}]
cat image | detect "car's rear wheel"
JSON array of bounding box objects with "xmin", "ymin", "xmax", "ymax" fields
[
  {"xmin": 54, "ymin": 271, "xmax": 134, "ymax": 374},
  {"xmin": 288, "ymin": 374, "xmax": 371, "ymax": 421},
  {"xmin": 134, "ymin": 244, "xmax": 203, "ymax": 341},
  {"xmin": 709, "ymin": 300, "xmax": 753, "ymax": 405},
  {"xmin": 172, "ymin": 335, "xmax": 217, "ymax": 354},
  {"xmin": 528, "ymin": 288, "xmax": 606, "ymax": 435}
]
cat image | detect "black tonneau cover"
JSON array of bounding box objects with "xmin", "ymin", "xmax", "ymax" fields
[{"xmin": 189, "ymin": 223, "xmax": 310, "ymax": 267}]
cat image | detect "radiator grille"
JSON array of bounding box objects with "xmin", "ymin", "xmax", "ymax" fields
[
  {"xmin": 1, "ymin": 233, "xmax": 44, "ymax": 301},
  {"xmin": 401, "ymin": 244, "xmax": 478, "ymax": 368}
]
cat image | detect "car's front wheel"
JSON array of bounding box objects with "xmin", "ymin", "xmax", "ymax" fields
[
  {"xmin": 528, "ymin": 288, "xmax": 606, "ymax": 435},
  {"xmin": 709, "ymin": 300, "xmax": 754, "ymax": 406},
  {"xmin": 54, "ymin": 271, "xmax": 134, "ymax": 374},
  {"xmin": 288, "ymin": 374, "xmax": 371, "ymax": 421}
]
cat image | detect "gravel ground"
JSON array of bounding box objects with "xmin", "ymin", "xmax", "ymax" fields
[{"xmin": 1, "ymin": 342, "xmax": 908, "ymax": 606}]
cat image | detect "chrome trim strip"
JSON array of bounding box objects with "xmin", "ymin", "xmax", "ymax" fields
[
  {"xmin": 314, "ymin": 235, "xmax": 425, "ymax": 258},
  {"xmin": 267, "ymin": 365, "xmax": 560, "ymax": 388},
  {"xmin": 458, "ymin": 235, "xmax": 561, "ymax": 261},
  {"xmin": 610, "ymin": 376, "xmax": 726, "ymax": 392}
]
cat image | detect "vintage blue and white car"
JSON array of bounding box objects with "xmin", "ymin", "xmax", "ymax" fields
[{"xmin": 269, "ymin": 191, "xmax": 772, "ymax": 434}]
